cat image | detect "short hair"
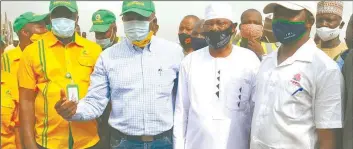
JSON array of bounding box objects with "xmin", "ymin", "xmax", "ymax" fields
[
  {"xmin": 183, "ymin": 15, "xmax": 200, "ymax": 21},
  {"xmin": 241, "ymin": 9, "xmax": 261, "ymax": 21}
]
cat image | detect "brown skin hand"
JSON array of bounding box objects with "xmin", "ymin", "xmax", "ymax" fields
[
  {"xmin": 274, "ymin": 6, "xmax": 314, "ymax": 65},
  {"xmin": 19, "ymin": 87, "xmax": 38, "ymax": 149},
  {"xmin": 240, "ymin": 9, "xmax": 265, "ymax": 56},
  {"xmin": 55, "ymin": 90, "xmax": 77, "ymax": 119},
  {"xmin": 316, "ymin": 13, "xmax": 344, "ymax": 48},
  {"xmin": 18, "ymin": 21, "xmax": 47, "ymax": 51},
  {"xmin": 203, "ymin": 18, "xmax": 237, "ymax": 58},
  {"xmin": 50, "ymin": 6, "xmax": 78, "ymax": 45}
]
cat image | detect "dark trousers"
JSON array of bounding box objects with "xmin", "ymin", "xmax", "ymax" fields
[{"xmin": 96, "ymin": 102, "xmax": 112, "ymax": 149}]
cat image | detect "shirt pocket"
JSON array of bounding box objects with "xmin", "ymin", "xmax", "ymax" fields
[
  {"xmin": 77, "ymin": 57, "xmax": 95, "ymax": 82},
  {"xmin": 157, "ymin": 68, "xmax": 176, "ymax": 96},
  {"xmin": 1, "ymin": 100, "xmax": 16, "ymax": 133},
  {"xmin": 275, "ymin": 81, "xmax": 308, "ymax": 120},
  {"xmin": 226, "ymin": 79, "xmax": 251, "ymax": 111}
]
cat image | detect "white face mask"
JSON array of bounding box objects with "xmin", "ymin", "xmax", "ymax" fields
[
  {"xmin": 51, "ymin": 18, "xmax": 76, "ymax": 38},
  {"xmin": 96, "ymin": 38, "xmax": 112, "ymax": 49},
  {"xmin": 123, "ymin": 20, "xmax": 150, "ymax": 41},
  {"xmin": 96, "ymin": 29, "xmax": 114, "ymax": 49},
  {"xmin": 316, "ymin": 26, "xmax": 341, "ymax": 42}
]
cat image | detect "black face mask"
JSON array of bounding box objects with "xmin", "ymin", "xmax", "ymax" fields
[
  {"xmin": 345, "ymin": 38, "xmax": 353, "ymax": 49},
  {"xmin": 191, "ymin": 37, "xmax": 208, "ymax": 51},
  {"xmin": 178, "ymin": 33, "xmax": 192, "ymax": 49},
  {"xmin": 203, "ymin": 26, "xmax": 233, "ymax": 50}
]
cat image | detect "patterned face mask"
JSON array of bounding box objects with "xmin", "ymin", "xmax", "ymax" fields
[{"xmin": 240, "ymin": 24, "xmax": 263, "ymax": 39}]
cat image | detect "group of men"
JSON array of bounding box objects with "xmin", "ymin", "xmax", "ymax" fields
[{"xmin": 0, "ymin": 1, "xmax": 352, "ymax": 149}]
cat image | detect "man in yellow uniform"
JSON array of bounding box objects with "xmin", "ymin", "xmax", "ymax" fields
[
  {"xmin": 90, "ymin": 9, "xmax": 122, "ymax": 50},
  {"xmin": 237, "ymin": 9, "xmax": 277, "ymax": 59},
  {"xmin": 1, "ymin": 12, "xmax": 48, "ymax": 76},
  {"xmin": 18, "ymin": 1, "xmax": 102, "ymax": 149},
  {"xmin": 1, "ymin": 36, "xmax": 22, "ymax": 149}
]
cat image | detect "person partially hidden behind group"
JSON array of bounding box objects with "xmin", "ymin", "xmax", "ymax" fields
[{"xmin": 316, "ymin": 1, "xmax": 347, "ymax": 64}]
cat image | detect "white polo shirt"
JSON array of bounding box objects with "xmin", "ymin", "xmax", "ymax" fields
[
  {"xmin": 250, "ymin": 39, "xmax": 343, "ymax": 149},
  {"xmin": 174, "ymin": 45, "xmax": 260, "ymax": 149}
]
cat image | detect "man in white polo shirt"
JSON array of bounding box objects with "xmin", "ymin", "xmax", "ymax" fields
[
  {"xmin": 250, "ymin": 1, "xmax": 343, "ymax": 149},
  {"xmin": 173, "ymin": 3, "xmax": 260, "ymax": 149}
]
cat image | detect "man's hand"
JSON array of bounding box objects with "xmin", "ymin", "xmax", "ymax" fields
[
  {"xmin": 55, "ymin": 89, "xmax": 77, "ymax": 119},
  {"xmin": 248, "ymin": 38, "xmax": 265, "ymax": 56}
]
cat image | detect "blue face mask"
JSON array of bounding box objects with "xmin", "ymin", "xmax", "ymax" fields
[
  {"xmin": 272, "ymin": 19, "xmax": 307, "ymax": 45},
  {"xmin": 51, "ymin": 18, "xmax": 76, "ymax": 38}
]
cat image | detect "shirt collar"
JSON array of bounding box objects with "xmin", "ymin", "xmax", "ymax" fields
[
  {"xmin": 126, "ymin": 36, "xmax": 155, "ymax": 52},
  {"xmin": 268, "ymin": 39, "xmax": 315, "ymax": 66},
  {"xmin": 46, "ymin": 32, "xmax": 85, "ymax": 47}
]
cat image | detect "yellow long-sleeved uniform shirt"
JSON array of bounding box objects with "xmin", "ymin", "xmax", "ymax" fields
[
  {"xmin": 1, "ymin": 71, "xmax": 20, "ymax": 149},
  {"xmin": 18, "ymin": 32, "xmax": 102, "ymax": 149},
  {"xmin": 1, "ymin": 46, "xmax": 22, "ymax": 76}
]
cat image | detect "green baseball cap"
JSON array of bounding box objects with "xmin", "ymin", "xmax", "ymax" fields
[
  {"xmin": 90, "ymin": 9, "xmax": 116, "ymax": 32},
  {"xmin": 49, "ymin": 1, "xmax": 78, "ymax": 13},
  {"xmin": 121, "ymin": 0, "xmax": 155, "ymax": 17},
  {"xmin": 13, "ymin": 12, "xmax": 48, "ymax": 33}
]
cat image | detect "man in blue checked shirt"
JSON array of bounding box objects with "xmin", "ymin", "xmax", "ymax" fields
[{"xmin": 54, "ymin": 1, "xmax": 184, "ymax": 149}]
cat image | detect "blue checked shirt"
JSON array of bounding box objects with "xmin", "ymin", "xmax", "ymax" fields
[{"xmin": 71, "ymin": 36, "xmax": 184, "ymax": 135}]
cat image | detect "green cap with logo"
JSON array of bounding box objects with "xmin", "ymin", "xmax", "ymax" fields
[
  {"xmin": 121, "ymin": 0, "xmax": 155, "ymax": 17},
  {"xmin": 13, "ymin": 12, "xmax": 48, "ymax": 33},
  {"xmin": 49, "ymin": 1, "xmax": 78, "ymax": 13},
  {"xmin": 90, "ymin": 9, "xmax": 116, "ymax": 32}
]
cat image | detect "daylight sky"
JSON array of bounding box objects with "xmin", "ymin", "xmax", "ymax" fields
[{"xmin": 1, "ymin": 1, "xmax": 352, "ymax": 42}]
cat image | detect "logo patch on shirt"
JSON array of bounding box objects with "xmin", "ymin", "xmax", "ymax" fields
[
  {"xmin": 5, "ymin": 90, "xmax": 12, "ymax": 99},
  {"xmin": 290, "ymin": 73, "xmax": 301, "ymax": 87}
]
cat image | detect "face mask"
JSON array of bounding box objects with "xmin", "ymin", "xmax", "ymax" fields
[
  {"xmin": 178, "ymin": 33, "xmax": 192, "ymax": 49},
  {"xmin": 96, "ymin": 29, "xmax": 114, "ymax": 49},
  {"xmin": 272, "ymin": 19, "xmax": 307, "ymax": 45},
  {"xmin": 131, "ymin": 31, "xmax": 154, "ymax": 48},
  {"xmin": 240, "ymin": 24, "xmax": 264, "ymax": 39},
  {"xmin": 316, "ymin": 26, "xmax": 341, "ymax": 42},
  {"xmin": 203, "ymin": 25, "xmax": 233, "ymax": 50},
  {"xmin": 124, "ymin": 20, "xmax": 150, "ymax": 42},
  {"xmin": 96, "ymin": 38, "xmax": 112, "ymax": 49},
  {"xmin": 51, "ymin": 18, "xmax": 76, "ymax": 38},
  {"xmin": 191, "ymin": 37, "xmax": 208, "ymax": 51}
]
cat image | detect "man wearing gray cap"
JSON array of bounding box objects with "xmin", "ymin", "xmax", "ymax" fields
[
  {"xmin": 55, "ymin": 1, "xmax": 184, "ymax": 149},
  {"xmin": 250, "ymin": 2, "xmax": 343, "ymax": 149}
]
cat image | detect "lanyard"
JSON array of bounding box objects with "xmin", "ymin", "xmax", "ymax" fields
[{"xmin": 64, "ymin": 46, "xmax": 75, "ymax": 83}]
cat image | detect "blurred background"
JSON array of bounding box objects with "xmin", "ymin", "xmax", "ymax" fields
[{"xmin": 1, "ymin": 1, "xmax": 352, "ymax": 43}]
